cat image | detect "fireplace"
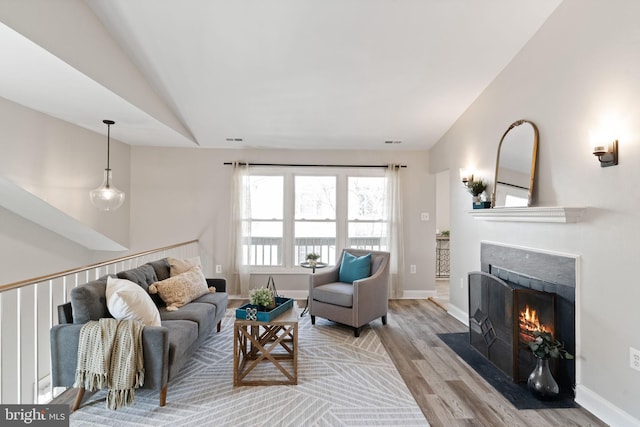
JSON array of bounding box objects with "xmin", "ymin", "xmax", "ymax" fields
[
  {"xmin": 469, "ymin": 272, "xmax": 557, "ymax": 383},
  {"xmin": 468, "ymin": 243, "xmax": 577, "ymax": 394}
]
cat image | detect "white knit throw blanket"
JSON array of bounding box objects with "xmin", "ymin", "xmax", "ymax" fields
[{"xmin": 74, "ymin": 318, "xmax": 145, "ymax": 410}]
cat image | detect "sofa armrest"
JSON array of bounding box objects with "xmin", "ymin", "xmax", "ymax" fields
[
  {"xmin": 50, "ymin": 322, "xmax": 170, "ymax": 391},
  {"xmin": 206, "ymin": 278, "xmax": 226, "ymax": 293},
  {"xmin": 352, "ymin": 258, "xmax": 390, "ymax": 323}
]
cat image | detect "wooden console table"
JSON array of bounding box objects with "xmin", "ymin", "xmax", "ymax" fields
[{"xmin": 233, "ymin": 306, "xmax": 298, "ymax": 386}]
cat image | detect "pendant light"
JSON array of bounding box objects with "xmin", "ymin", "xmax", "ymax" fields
[{"xmin": 90, "ymin": 120, "xmax": 125, "ymax": 211}]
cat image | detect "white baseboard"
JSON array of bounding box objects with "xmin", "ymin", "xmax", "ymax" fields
[
  {"xmin": 229, "ymin": 290, "xmax": 309, "ymax": 300},
  {"xmin": 447, "ymin": 303, "xmax": 469, "ymax": 326},
  {"xmin": 275, "ymin": 290, "xmax": 309, "ymax": 300},
  {"xmin": 575, "ymin": 384, "xmax": 640, "ymax": 427},
  {"xmin": 230, "ymin": 290, "xmax": 435, "ymax": 300},
  {"xmin": 400, "ymin": 290, "xmax": 435, "ymax": 299}
]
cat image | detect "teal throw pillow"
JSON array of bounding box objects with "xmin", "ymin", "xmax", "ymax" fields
[{"xmin": 339, "ymin": 252, "xmax": 372, "ymax": 284}]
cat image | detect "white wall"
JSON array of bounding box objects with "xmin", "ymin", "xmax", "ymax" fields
[
  {"xmin": 430, "ymin": 0, "xmax": 640, "ymax": 424},
  {"xmin": 0, "ymin": 0, "xmax": 194, "ymax": 143},
  {"xmin": 129, "ymin": 147, "xmax": 435, "ymax": 296},
  {"xmin": 0, "ymin": 97, "xmax": 130, "ymax": 285},
  {"xmin": 435, "ymin": 170, "xmax": 450, "ymax": 233}
]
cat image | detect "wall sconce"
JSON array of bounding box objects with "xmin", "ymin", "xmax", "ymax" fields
[
  {"xmin": 592, "ymin": 139, "xmax": 618, "ymax": 167},
  {"xmin": 460, "ymin": 168, "xmax": 474, "ymax": 187}
]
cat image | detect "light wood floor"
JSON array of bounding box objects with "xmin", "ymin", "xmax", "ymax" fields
[{"xmin": 375, "ymin": 299, "xmax": 607, "ymax": 427}]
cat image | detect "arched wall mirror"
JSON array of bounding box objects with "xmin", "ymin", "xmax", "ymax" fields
[{"xmin": 492, "ymin": 120, "xmax": 538, "ymax": 208}]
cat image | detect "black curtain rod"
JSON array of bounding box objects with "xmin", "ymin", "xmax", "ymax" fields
[{"xmin": 223, "ymin": 162, "xmax": 407, "ymax": 168}]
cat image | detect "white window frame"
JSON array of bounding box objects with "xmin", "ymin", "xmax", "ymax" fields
[{"xmin": 244, "ymin": 167, "xmax": 386, "ymax": 272}]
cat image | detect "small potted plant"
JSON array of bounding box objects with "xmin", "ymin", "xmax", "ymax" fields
[
  {"xmin": 305, "ymin": 252, "xmax": 321, "ymax": 267},
  {"xmin": 467, "ymin": 179, "xmax": 489, "ymax": 208},
  {"xmin": 249, "ymin": 287, "xmax": 275, "ymax": 311},
  {"xmin": 527, "ymin": 331, "xmax": 573, "ymax": 399}
]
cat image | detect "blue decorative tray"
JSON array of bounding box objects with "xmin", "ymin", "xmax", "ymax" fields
[{"xmin": 235, "ymin": 296, "xmax": 294, "ymax": 322}]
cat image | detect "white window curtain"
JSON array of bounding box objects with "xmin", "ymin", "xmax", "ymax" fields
[
  {"xmin": 385, "ymin": 164, "xmax": 405, "ymax": 298},
  {"xmin": 229, "ymin": 162, "xmax": 251, "ymax": 296}
]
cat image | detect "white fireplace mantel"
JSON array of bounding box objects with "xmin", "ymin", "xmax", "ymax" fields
[{"xmin": 468, "ymin": 207, "xmax": 585, "ymax": 223}]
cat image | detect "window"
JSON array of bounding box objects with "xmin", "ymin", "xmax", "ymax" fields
[
  {"xmin": 242, "ymin": 168, "xmax": 387, "ymax": 268},
  {"xmin": 243, "ymin": 175, "xmax": 283, "ymax": 266},
  {"xmin": 294, "ymin": 176, "xmax": 336, "ymax": 265},
  {"xmin": 348, "ymin": 177, "xmax": 387, "ymax": 250}
]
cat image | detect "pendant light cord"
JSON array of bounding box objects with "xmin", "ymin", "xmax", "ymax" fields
[
  {"xmin": 106, "ymin": 122, "xmax": 111, "ymax": 172},
  {"xmin": 103, "ymin": 119, "xmax": 115, "ymax": 187}
]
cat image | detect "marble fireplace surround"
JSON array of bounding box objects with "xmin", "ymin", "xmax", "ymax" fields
[{"xmin": 479, "ymin": 241, "xmax": 580, "ymax": 389}]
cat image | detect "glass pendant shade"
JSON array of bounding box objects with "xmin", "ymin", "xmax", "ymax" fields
[
  {"xmin": 90, "ymin": 119, "xmax": 125, "ymax": 211},
  {"xmin": 90, "ymin": 169, "xmax": 125, "ymax": 211}
]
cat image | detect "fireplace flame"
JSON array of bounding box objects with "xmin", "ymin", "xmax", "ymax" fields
[{"xmin": 519, "ymin": 305, "xmax": 551, "ymax": 342}]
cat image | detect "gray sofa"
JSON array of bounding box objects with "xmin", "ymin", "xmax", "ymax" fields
[{"xmin": 50, "ymin": 258, "xmax": 228, "ymax": 410}]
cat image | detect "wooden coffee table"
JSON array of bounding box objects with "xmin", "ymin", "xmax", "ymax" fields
[{"xmin": 233, "ymin": 305, "xmax": 298, "ymax": 386}]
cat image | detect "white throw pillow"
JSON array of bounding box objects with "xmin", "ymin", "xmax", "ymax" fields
[
  {"xmin": 106, "ymin": 277, "xmax": 161, "ymax": 327},
  {"xmin": 168, "ymin": 256, "xmax": 202, "ymax": 277}
]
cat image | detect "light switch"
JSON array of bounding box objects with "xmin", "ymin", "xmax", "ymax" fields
[{"xmin": 421, "ymin": 212, "xmax": 430, "ymax": 221}]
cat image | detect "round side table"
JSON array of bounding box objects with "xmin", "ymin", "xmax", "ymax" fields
[{"xmin": 300, "ymin": 261, "xmax": 328, "ymax": 274}]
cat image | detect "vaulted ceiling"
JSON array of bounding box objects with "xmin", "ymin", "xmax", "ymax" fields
[{"xmin": 0, "ymin": 0, "xmax": 562, "ymax": 150}]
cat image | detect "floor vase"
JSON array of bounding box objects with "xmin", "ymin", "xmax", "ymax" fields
[{"xmin": 527, "ymin": 357, "xmax": 559, "ymax": 399}]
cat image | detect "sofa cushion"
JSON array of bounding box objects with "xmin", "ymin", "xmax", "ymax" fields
[
  {"xmin": 117, "ymin": 264, "xmax": 158, "ymax": 291},
  {"xmin": 313, "ymin": 282, "xmax": 354, "ymax": 307},
  {"xmin": 117, "ymin": 264, "xmax": 163, "ymax": 306},
  {"xmin": 192, "ymin": 291, "xmax": 229, "ymax": 313},
  {"xmin": 149, "ymin": 266, "xmax": 212, "ymax": 311},
  {"xmin": 147, "ymin": 259, "xmax": 171, "ymax": 282},
  {"xmin": 339, "ymin": 252, "xmax": 371, "ymax": 284},
  {"xmin": 159, "ymin": 302, "xmax": 216, "ymax": 335},
  {"xmin": 168, "ymin": 256, "xmax": 202, "ymax": 277},
  {"xmin": 106, "ymin": 277, "xmax": 161, "ymax": 327},
  {"xmin": 71, "ymin": 276, "xmax": 113, "ymax": 324}
]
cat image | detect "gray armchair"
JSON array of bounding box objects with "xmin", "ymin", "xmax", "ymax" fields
[{"xmin": 309, "ymin": 249, "xmax": 390, "ymax": 337}]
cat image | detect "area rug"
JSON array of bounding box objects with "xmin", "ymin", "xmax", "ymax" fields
[
  {"xmin": 437, "ymin": 332, "xmax": 578, "ymax": 410},
  {"xmin": 70, "ymin": 310, "xmax": 429, "ymax": 426}
]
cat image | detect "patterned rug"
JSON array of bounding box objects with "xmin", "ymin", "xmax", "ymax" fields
[{"xmin": 70, "ymin": 310, "xmax": 429, "ymax": 426}]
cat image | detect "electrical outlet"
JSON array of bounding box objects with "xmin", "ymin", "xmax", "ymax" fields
[
  {"xmin": 410, "ymin": 265, "xmax": 416, "ymax": 274},
  {"xmin": 460, "ymin": 277, "xmax": 464, "ymax": 288},
  {"xmin": 631, "ymin": 347, "xmax": 640, "ymax": 372},
  {"xmin": 215, "ymin": 265, "xmax": 222, "ymax": 274}
]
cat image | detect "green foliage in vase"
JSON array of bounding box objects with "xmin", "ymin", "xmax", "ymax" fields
[
  {"xmin": 467, "ymin": 180, "xmax": 487, "ymax": 197},
  {"xmin": 249, "ymin": 287, "xmax": 274, "ymax": 308},
  {"xmin": 528, "ymin": 331, "xmax": 574, "ymax": 360},
  {"xmin": 305, "ymin": 252, "xmax": 321, "ymax": 261}
]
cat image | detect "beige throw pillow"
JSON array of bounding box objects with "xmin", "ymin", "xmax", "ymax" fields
[
  {"xmin": 168, "ymin": 256, "xmax": 202, "ymax": 277},
  {"xmin": 149, "ymin": 266, "xmax": 213, "ymax": 311},
  {"xmin": 106, "ymin": 277, "xmax": 161, "ymax": 327}
]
